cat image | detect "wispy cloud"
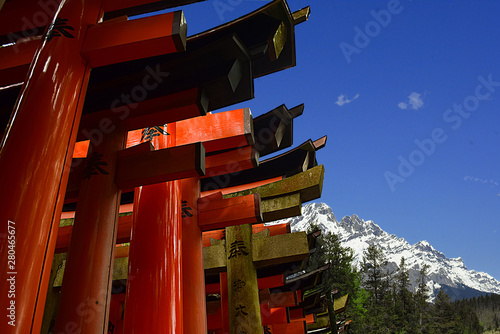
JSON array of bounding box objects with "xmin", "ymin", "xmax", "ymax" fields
[
  {"xmin": 336, "ymin": 93, "xmax": 359, "ymax": 106},
  {"xmin": 398, "ymin": 102, "xmax": 408, "ymax": 109},
  {"xmin": 398, "ymin": 92, "xmax": 424, "ymax": 110}
]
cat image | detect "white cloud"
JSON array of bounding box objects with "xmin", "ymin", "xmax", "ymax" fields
[
  {"xmin": 398, "ymin": 91, "xmax": 424, "ymax": 110},
  {"xmin": 336, "ymin": 93, "xmax": 359, "ymax": 106},
  {"xmin": 398, "ymin": 102, "xmax": 408, "ymax": 109},
  {"xmin": 408, "ymin": 92, "xmax": 424, "ymax": 109}
]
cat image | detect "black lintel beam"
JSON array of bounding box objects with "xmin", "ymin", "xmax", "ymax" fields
[
  {"xmin": 189, "ymin": 0, "xmax": 297, "ymax": 78},
  {"xmin": 83, "ymin": 33, "xmax": 253, "ymax": 115},
  {"xmin": 201, "ymin": 136, "xmax": 326, "ymax": 191}
]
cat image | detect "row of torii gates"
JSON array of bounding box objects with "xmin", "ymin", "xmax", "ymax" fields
[{"xmin": 0, "ymin": 0, "xmax": 340, "ymax": 333}]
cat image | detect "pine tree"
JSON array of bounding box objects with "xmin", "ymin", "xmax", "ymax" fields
[
  {"xmin": 361, "ymin": 244, "xmax": 389, "ymax": 305},
  {"xmin": 305, "ymin": 222, "xmax": 367, "ymax": 332},
  {"xmin": 394, "ymin": 257, "xmax": 416, "ymax": 333},
  {"xmin": 415, "ymin": 264, "xmax": 430, "ymax": 332},
  {"xmin": 458, "ymin": 299, "xmax": 483, "ymax": 334},
  {"xmin": 433, "ymin": 289, "xmax": 457, "ymax": 333},
  {"xmin": 360, "ymin": 244, "xmax": 392, "ymax": 333}
]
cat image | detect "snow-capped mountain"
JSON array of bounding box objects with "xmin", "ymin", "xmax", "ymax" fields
[{"xmin": 271, "ymin": 202, "xmax": 500, "ymax": 301}]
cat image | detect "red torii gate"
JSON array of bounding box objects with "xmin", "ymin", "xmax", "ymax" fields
[
  {"xmin": 0, "ymin": 1, "xmax": 191, "ymax": 332},
  {"xmin": 204, "ymin": 225, "xmax": 325, "ymax": 334},
  {"xmin": 0, "ymin": 1, "xmax": 314, "ymax": 333},
  {"xmin": 47, "ymin": 104, "xmax": 290, "ymax": 333}
]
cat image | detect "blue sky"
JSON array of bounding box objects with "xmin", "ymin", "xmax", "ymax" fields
[{"xmin": 173, "ymin": 1, "xmax": 500, "ymax": 281}]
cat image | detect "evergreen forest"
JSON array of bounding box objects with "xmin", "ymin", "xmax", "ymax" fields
[{"xmin": 306, "ymin": 223, "xmax": 500, "ymax": 333}]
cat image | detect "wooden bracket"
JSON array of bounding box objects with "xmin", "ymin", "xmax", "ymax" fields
[
  {"xmin": 116, "ymin": 142, "xmax": 205, "ymax": 188},
  {"xmin": 198, "ymin": 193, "xmax": 262, "ymax": 231},
  {"xmin": 82, "ymin": 11, "xmax": 186, "ymax": 68}
]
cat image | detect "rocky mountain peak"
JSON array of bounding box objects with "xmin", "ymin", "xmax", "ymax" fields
[{"xmin": 270, "ymin": 202, "xmax": 500, "ymax": 301}]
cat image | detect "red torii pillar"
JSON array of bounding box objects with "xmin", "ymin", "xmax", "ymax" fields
[
  {"xmin": 121, "ymin": 108, "xmax": 255, "ymax": 333},
  {"xmin": 0, "ymin": 1, "xmax": 102, "ymax": 332},
  {"xmin": 58, "ymin": 12, "xmax": 186, "ymax": 334},
  {"xmin": 53, "ymin": 108, "xmax": 256, "ymax": 332},
  {"xmin": 220, "ymin": 272, "xmax": 230, "ymax": 333},
  {"xmin": 176, "ymin": 108, "xmax": 256, "ymax": 333},
  {"xmin": 124, "ymin": 125, "xmax": 183, "ymax": 333},
  {"xmin": 53, "ymin": 123, "xmax": 125, "ymax": 333},
  {"xmin": 0, "ymin": 1, "xmax": 186, "ymax": 331},
  {"xmin": 181, "ymin": 177, "xmax": 208, "ymax": 334}
]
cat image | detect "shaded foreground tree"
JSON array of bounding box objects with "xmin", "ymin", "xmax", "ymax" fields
[
  {"xmin": 428, "ymin": 288, "xmax": 482, "ymax": 334},
  {"xmin": 433, "ymin": 289, "xmax": 457, "ymax": 333},
  {"xmin": 415, "ymin": 264, "xmax": 431, "ymax": 332},
  {"xmin": 359, "ymin": 244, "xmax": 393, "ymax": 333},
  {"xmin": 393, "ymin": 257, "xmax": 417, "ymax": 332},
  {"xmin": 304, "ymin": 222, "xmax": 489, "ymax": 333},
  {"xmin": 306, "ymin": 222, "xmax": 367, "ymax": 332},
  {"xmin": 467, "ymin": 293, "xmax": 500, "ymax": 332}
]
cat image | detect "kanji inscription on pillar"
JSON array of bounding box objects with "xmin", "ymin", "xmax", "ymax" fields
[
  {"xmin": 181, "ymin": 200, "xmax": 193, "ymax": 218},
  {"xmin": 235, "ymin": 304, "xmax": 248, "ymax": 317},
  {"xmin": 228, "ymin": 240, "xmax": 249, "ymax": 259},
  {"xmin": 45, "ymin": 18, "xmax": 75, "ymax": 42},
  {"xmin": 226, "ymin": 225, "xmax": 262, "ymax": 334},
  {"xmin": 233, "ymin": 279, "xmax": 246, "ymax": 291},
  {"xmin": 141, "ymin": 126, "xmax": 169, "ymax": 142},
  {"xmin": 84, "ymin": 152, "xmax": 109, "ymax": 179}
]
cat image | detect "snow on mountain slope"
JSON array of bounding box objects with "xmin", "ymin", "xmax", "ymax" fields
[{"xmin": 270, "ymin": 202, "xmax": 500, "ymax": 300}]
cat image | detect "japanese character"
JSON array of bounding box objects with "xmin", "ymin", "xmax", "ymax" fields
[
  {"xmin": 228, "ymin": 240, "xmax": 249, "ymax": 259},
  {"xmin": 234, "ymin": 304, "xmax": 248, "ymax": 317},
  {"xmin": 141, "ymin": 126, "xmax": 169, "ymax": 142},
  {"xmin": 233, "ymin": 279, "xmax": 246, "ymax": 291},
  {"xmin": 181, "ymin": 200, "xmax": 193, "ymax": 218},
  {"xmin": 84, "ymin": 151, "xmax": 109, "ymax": 179},
  {"xmin": 45, "ymin": 18, "xmax": 74, "ymax": 42}
]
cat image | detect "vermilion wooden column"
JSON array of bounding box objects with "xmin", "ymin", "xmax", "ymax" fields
[
  {"xmin": 53, "ymin": 124, "xmax": 124, "ymax": 333},
  {"xmin": 181, "ymin": 177, "xmax": 207, "ymax": 334},
  {"xmin": 124, "ymin": 124, "xmax": 183, "ymax": 333},
  {"xmin": 0, "ymin": 1, "xmax": 102, "ymax": 332},
  {"xmin": 220, "ymin": 272, "xmax": 230, "ymax": 334}
]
